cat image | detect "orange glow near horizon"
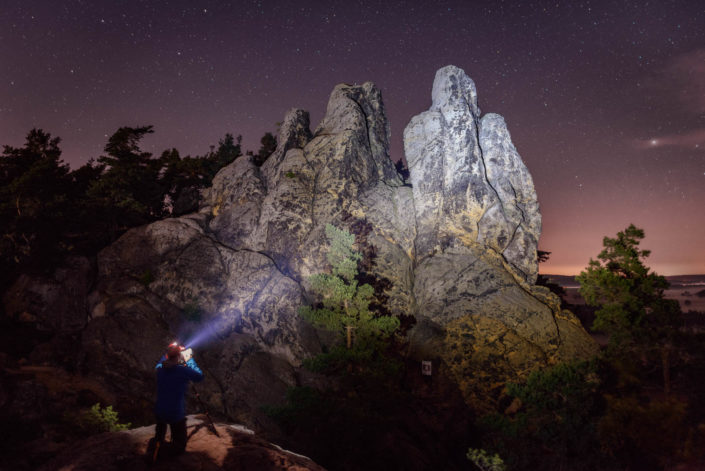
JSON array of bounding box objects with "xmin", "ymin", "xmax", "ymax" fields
[{"xmin": 540, "ymin": 262, "xmax": 705, "ymax": 277}]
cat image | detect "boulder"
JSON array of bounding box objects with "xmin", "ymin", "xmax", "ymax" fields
[
  {"xmin": 68, "ymin": 81, "xmax": 413, "ymax": 433},
  {"xmin": 2, "ymin": 256, "xmax": 94, "ymax": 332},
  {"xmin": 38, "ymin": 415, "xmax": 327, "ymax": 471},
  {"xmin": 479, "ymin": 113, "xmax": 541, "ymax": 280}
]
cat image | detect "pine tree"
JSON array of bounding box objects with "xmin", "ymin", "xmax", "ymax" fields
[
  {"xmin": 576, "ymin": 224, "xmax": 681, "ymax": 393},
  {"xmin": 300, "ymin": 224, "xmax": 399, "ymax": 353},
  {"xmin": 0, "ymin": 129, "xmax": 72, "ymax": 282},
  {"xmin": 577, "ymin": 225, "xmax": 678, "ymax": 344},
  {"xmin": 252, "ymin": 132, "xmax": 276, "ymax": 167},
  {"xmin": 87, "ymin": 125, "xmax": 165, "ymax": 234}
]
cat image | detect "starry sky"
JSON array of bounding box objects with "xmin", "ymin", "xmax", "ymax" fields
[{"xmin": 1, "ymin": 0, "xmax": 704, "ymax": 275}]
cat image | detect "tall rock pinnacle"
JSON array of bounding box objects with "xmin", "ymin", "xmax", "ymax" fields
[{"xmin": 404, "ymin": 65, "xmax": 541, "ymax": 283}]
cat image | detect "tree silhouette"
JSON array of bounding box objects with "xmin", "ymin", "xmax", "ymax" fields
[
  {"xmin": 87, "ymin": 126, "xmax": 164, "ymax": 236},
  {"xmin": 0, "ymin": 129, "xmax": 72, "ymax": 283},
  {"xmin": 206, "ymin": 133, "xmax": 241, "ymax": 176},
  {"xmin": 0, "ymin": 126, "xmax": 255, "ymax": 289},
  {"xmin": 394, "ymin": 159, "xmax": 410, "ymax": 183},
  {"xmin": 535, "ymin": 250, "xmax": 567, "ymax": 300},
  {"xmin": 251, "ymin": 132, "xmax": 276, "ymax": 167}
]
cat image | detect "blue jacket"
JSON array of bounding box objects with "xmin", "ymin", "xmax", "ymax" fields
[{"xmin": 154, "ymin": 358, "xmax": 204, "ymax": 423}]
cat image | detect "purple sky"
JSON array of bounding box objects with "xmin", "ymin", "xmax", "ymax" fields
[{"xmin": 1, "ymin": 0, "xmax": 704, "ymax": 275}]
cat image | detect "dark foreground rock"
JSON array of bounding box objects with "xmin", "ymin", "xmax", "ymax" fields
[{"xmin": 39, "ymin": 415, "xmax": 326, "ymax": 471}]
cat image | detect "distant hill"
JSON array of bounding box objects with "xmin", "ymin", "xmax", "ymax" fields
[
  {"xmin": 664, "ymin": 275, "xmax": 705, "ymax": 289},
  {"xmin": 540, "ymin": 274, "xmax": 579, "ymax": 288},
  {"xmin": 540, "ymin": 274, "xmax": 705, "ymax": 313},
  {"xmin": 541, "ymin": 274, "xmax": 705, "ymax": 289}
]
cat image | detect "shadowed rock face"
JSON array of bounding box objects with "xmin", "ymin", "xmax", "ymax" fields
[{"xmin": 4, "ymin": 66, "xmax": 596, "ymax": 425}]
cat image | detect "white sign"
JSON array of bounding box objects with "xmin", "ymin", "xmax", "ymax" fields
[{"xmin": 421, "ymin": 360, "xmax": 432, "ymax": 376}]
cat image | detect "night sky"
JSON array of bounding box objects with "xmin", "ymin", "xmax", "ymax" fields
[{"xmin": 2, "ymin": 1, "xmax": 704, "ymax": 275}]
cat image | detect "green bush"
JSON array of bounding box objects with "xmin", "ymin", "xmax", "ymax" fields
[
  {"xmin": 72, "ymin": 403, "xmax": 131, "ymax": 434},
  {"xmin": 467, "ymin": 448, "xmax": 506, "ymax": 471},
  {"xmin": 598, "ymin": 395, "xmax": 688, "ymax": 467},
  {"xmin": 479, "ymin": 359, "xmax": 606, "ymax": 470}
]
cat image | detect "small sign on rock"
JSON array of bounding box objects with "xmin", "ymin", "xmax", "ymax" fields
[{"xmin": 421, "ymin": 360, "xmax": 432, "ymax": 376}]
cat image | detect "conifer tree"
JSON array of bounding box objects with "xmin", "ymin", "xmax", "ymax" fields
[
  {"xmin": 87, "ymin": 125, "xmax": 164, "ymax": 234},
  {"xmin": 576, "ymin": 224, "xmax": 681, "ymax": 393},
  {"xmin": 576, "ymin": 225, "xmax": 679, "ymax": 345},
  {"xmin": 0, "ymin": 129, "xmax": 72, "ymax": 282},
  {"xmin": 300, "ymin": 224, "xmax": 399, "ymax": 352}
]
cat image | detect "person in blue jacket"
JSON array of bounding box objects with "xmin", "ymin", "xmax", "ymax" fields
[{"xmin": 152, "ymin": 342, "xmax": 204, "ymax": 454}]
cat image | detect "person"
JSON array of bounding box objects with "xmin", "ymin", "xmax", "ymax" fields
[{"xmin": 151, "ymin": 342, "xmax": 204, "ymax": 456}]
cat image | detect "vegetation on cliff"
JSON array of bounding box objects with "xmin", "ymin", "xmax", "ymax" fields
[
  {"xmin": 0, "ymin": 127, "xmax": 270, "ymax": 290},
  {"xmin": 267, "ymin": 224, "xmax": 472, "ymax": 470},
  {"xmin": 299, "ymin": 224, "xmax": 400, "ymax": 369},
  {"xmin": 472, "ymin": 225, "xmax": 705, "ymax": 470}
]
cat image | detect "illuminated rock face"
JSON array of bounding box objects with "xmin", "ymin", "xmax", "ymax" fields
[
  {"xmin": 7, "ymin": 66, "xmax": 595, "ymax": 425},
  {"xmin": 403, "ymin": 66, "xmax": 595, "ymax": 408},
  {"xmin": 202, "ymin": 83, "xmax": 416, "ymax": 318},
  {"xmin": 404, "ymin": 65, "xmax": 540, "ymax": 283},
  {"xmin": 79, "ymin": 82, "xmax": 415, "ymax": 427},
  {"xmin": 205, "ymin": 67, "xmax": 592, "ymax": 410}
]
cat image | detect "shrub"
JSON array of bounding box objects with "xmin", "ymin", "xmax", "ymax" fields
[
  {"xmin": 598, "ymin": 395, "xmax": 688, "ymax": 467},
  {"xmin": 467, "ymin": 448, "xmax": 506, "ymax": 471},
  {"xmin": 479, "ymin": 360, "xmax": 606, "ymax": 470},
  {"xmin": 262, "ymin": 387, "xmax": 324, "ymax": 426},
  {"xmin": 71, "ymin": 403, "xmax": 131, "ymax": 434}
]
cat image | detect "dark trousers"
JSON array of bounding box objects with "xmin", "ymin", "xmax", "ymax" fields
[{"xmin": 154, "ymin": 418, "xmax": 187, "ymax": 454}]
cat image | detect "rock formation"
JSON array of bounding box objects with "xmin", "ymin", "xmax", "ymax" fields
[
  {"xmin": 404, "ymin": 66, "xmax": 595, "ymax": 408},
  {"xmin": 3, "ymin": 65, "xmax": 597, "ymax": 449},
  {"xmin": 39, "ymin": 415, "xmax": 326, "ymax": 471},
  {"xmin": 404, "ymin": 65, "xmax": 540, "ymax": 283}
]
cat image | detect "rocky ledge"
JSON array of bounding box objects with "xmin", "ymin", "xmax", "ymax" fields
[{"xmin": 39, "ymin": 415, "xmax": 326, "ymax": 471}]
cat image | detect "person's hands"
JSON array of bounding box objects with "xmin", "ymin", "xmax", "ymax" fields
[{"xmin": 181, "ymin": 348, "xmax": 193, "ymax": 363}]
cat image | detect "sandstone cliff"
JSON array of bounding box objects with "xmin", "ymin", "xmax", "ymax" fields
[
  {"xmin": 3, "ymin": 65, "xmax": 596, "ymax": 438},
  {"xmin": 403, "ymin": 66, "xmax": 597, "ymax": 408}
]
